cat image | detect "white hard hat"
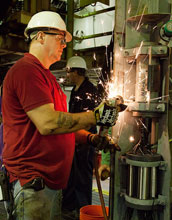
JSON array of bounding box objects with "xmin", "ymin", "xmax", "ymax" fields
[
  {"xmin": 66, "ymin": 56, "xmax": 87, "ymax": 69},
  {"xmin": 24, "ymin": 11, "xmax": 72, "ymax": 42}
]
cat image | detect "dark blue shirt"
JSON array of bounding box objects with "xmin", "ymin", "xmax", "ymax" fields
[{"xmin": 62, "ymin": 78, "xmax": 100, "ymax": 210}]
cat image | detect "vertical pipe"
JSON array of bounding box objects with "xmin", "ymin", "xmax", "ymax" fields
[
  {"xmin": 138, "ymin": 167, "xmax": 143, "ymax": 199},
  {"xmin": 41, "ymin": 0, "xmax": 50, "ymax": 10},
  {"xmin": 151, "ymin": 118, "xmax": 157, "ymax": 145},
  {"xmin": 142, "ymin": 167, "xmax": 150, "ymax": 199},
  {"xmin": 129, "ymin": 165, "xmax": 133, "ymax": 197},
  {"xmin": 151, "ymin": 167, "xmax": 157, "ymax": 198},
  {"xmin": 36, "ymin": 0, "xmax": 42, "ymax": 12},
  {"xmin": 30, "ymin": 0, "xmax": 37, "ymax": 14},
  {"xmin": 67, "ymin": 0, "xmax": 74, "ymax": 60},
  {"xmin": 165, "ymin": 47, "xmax": 170, "ymax": 103},
  {"xmin": 23, "ymin": 0, "xmax": 30, "ymax": 12}
]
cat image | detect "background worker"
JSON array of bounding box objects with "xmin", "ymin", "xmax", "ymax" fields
[
  {"xmin": 2, "ymin": 11, "xmax": 120, "ymax": 220},
  {"xmin": 62, "ymin": 56, "xmax": 101, "ymax": 220}
]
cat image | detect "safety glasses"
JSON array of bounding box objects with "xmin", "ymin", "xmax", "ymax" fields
[{"xmin": 43, "ymin": 32, "xmax": 66, "ymax": 45}]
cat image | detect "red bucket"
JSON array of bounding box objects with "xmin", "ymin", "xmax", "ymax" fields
[{"xmin": 80, "ymin": 205, "xmax": 109, "ymax": 220}]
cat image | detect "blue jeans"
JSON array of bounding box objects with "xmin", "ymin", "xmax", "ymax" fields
[{"xmin": 5, "ymin": 180, "xmax": 62, "ymax": 220}]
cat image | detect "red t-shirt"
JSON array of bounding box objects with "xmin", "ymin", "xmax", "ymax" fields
[{"xmin": 2, "ymin": 53, "xmax": 75, "ymax": 189}]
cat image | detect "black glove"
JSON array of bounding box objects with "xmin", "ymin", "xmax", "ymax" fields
[
  {"xmin": 87, "ymin": 133, "xmax": 121, "ymax": 152},
  {"xmin": 94, "ymin": 99, "xmax": 119, "ymax": 127}
]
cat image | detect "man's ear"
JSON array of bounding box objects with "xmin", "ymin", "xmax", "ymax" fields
[{"xmin": 37, "ymin": 32, "xmax": 45, "ymax": 43}]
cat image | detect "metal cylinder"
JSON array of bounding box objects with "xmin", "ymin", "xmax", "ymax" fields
[
  {"xmin": 129, "ymin": 165, "xmax": 134, "ymax": 197},
  {"xmin": 138, "ymin": 167, "xmax": 143, "ymax": 199},
  {"xmin": 142, "ymin": 167, "xmax": 150, "ymax": 199},
  {"xmin": 150, "ymin": 167, "xmax": 157, "ymax": 198}
]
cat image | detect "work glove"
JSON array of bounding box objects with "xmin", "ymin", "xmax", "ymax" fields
[
  {"xmin": 94, "ymin": 99, "xmax": 119, "ymax": 127},
  {"xmin": 87, "ymin": 133, "xmax": 121, "ymax": 152}
]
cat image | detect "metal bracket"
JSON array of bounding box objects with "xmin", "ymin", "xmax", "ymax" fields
[
  {"xmin": 159, "ymin": 161, "xmax": 168, "ymax": 170},
  {"xmin": 124, "ymin": 194, "xmax": 167, "ymax": 207},
  {"xmin": 157, "ymin": 195, "xmax": 167, "ymax": 206}
]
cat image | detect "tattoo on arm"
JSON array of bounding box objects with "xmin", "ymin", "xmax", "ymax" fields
[
  {"xmin": 49, "ymin": 112, "xmax": 80, "ymax": 134},
  {"xmin": 57, "ymin": 112, "xmax": 77, "ymax": 129}
]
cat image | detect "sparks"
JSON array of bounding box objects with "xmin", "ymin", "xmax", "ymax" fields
[
  {"xmin": 135, "ymin": 41, "xmax": 144, "ymax": 59},
  {"xmin": 129, "ymin": 136, "xmax": 135, "ymax": 142},
  {"xmin": 106, "ymin": 81, "xmax": 121, "ymax": 99},
  {"xmin": 58, "ymin": 78, "xmax": 65, "ymax": 83},
  {"xmin": 135, "ymin": 5, "xmax": 147, "ymax": 31}
]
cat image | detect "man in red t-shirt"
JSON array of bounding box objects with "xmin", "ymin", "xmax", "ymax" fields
[{"xmin": 2, "ymin": 11, "xmax": 120, "ymax": 220}]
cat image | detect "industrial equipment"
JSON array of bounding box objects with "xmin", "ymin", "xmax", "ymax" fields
[
  {"xmin": 111, "ymin": 0, "xmax": 172, "ymax": 219},
  {"xmin": 0, "ymin": 0, "xmax": 172, "ymax": 220}
]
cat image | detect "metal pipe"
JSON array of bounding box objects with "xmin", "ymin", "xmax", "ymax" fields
[
  {"xmin": 74, "ymin": 6, "xmax": 115, "ymax": 18},
  {"xmin": 74, "ymin": 31, "xmax": 112, "ymax": 41},
  {"xmin": 165, "ymin": 47, "xmax": 170, "ymax": 103},
  {"xmin": 67, "ymin": 0, "xmax": 74, "ymax": 60},
  {"xmin": 129, "ymin": 165, "xmax": 133, "ymax": 197},
  {"xmin": 23, "ymin": 0, "xmax": 30, "ymax": 12},
  {"xmin": 138, "ymin": 167, "xmax": 143, "ymax": 199},
  {"xmin": 151, "ymin": 167, "xmax": 157, "ymax": 198},
  {"xmin": 30, "ymin": 0, "xmax": 37, "ymax": 14},
  {"xmin": 142, "ymin": 167, "xmax": 150, "ymax": 199},
  {"xmin": 151, "ymin": 118, "xmax": 157, "ymax": 145}
]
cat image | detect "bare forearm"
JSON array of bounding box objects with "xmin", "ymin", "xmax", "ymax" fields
[
  {"xmin": 50, "ymin": 111, "xmax": 96, "ymax": 135},
  {"xmin": 27, "ymin": 103, "xmax": 96, "ymax": 135}
]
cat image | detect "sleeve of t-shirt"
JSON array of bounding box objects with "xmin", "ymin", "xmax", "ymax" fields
[{"xmin": 14, "ymin": 63, "xmax": 53, "ymax": 112}]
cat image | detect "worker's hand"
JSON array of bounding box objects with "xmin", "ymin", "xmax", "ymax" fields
[
  {"xmin": 87, "ymin": 133, "xmax": 121, "ymax": 152},
  {"xmin": 94, "ymin": 99, "xmax": 121, "ymax": 127},
  {"xmin": 98, "ymin": 164, "xmax": 110, "ymax": 181}
]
